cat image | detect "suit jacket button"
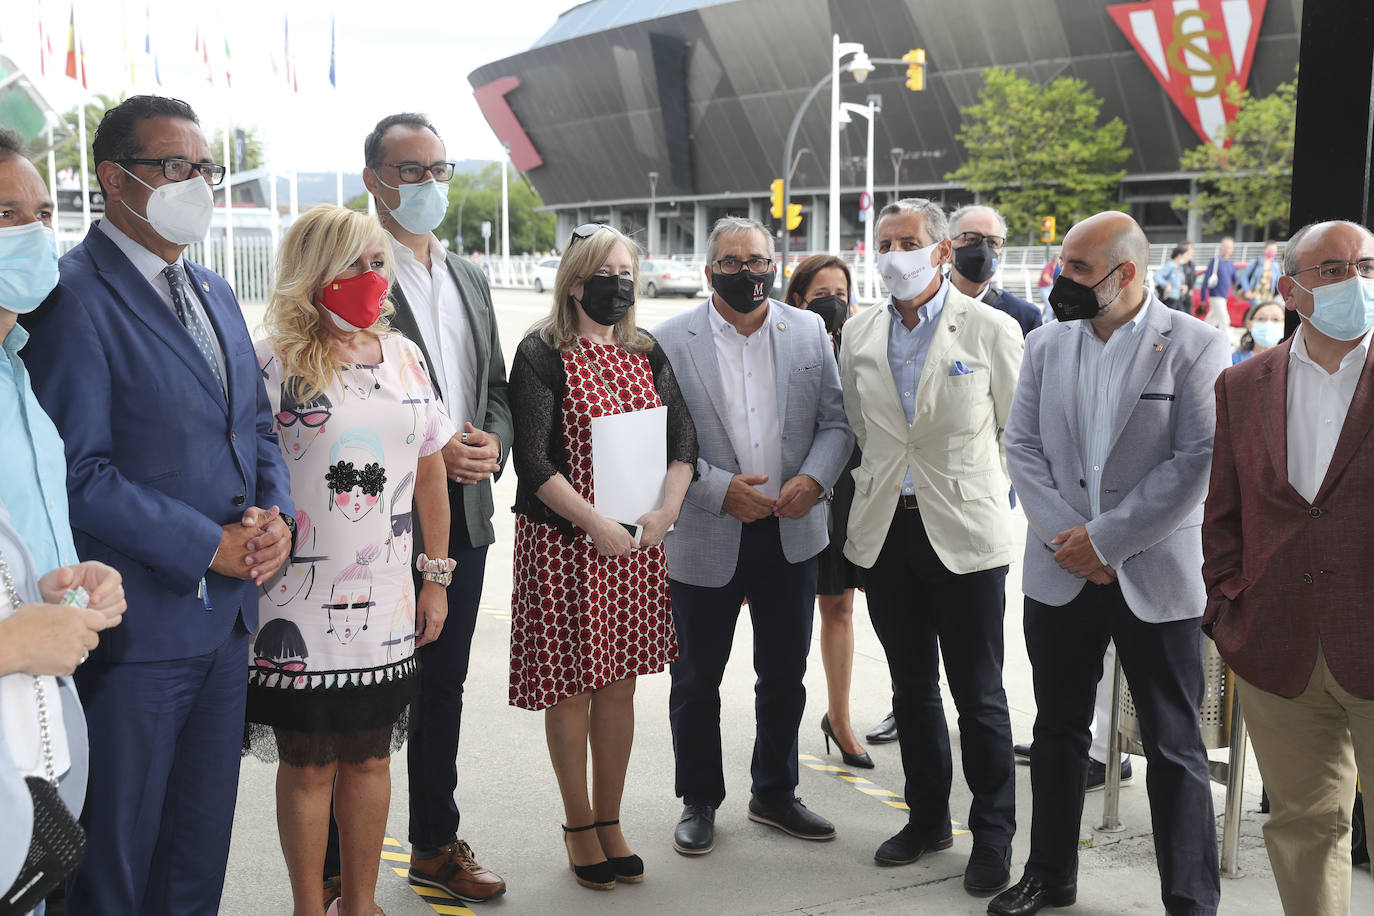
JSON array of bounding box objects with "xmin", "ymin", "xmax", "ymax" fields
[
  {"xmin": 1303, "ymin": 573, "xmax": 1314, "ymax": 584},
  {"xmin": 230, "ymin": 430, "xmax": 238, "ymax": 442},
  {"xmin": 1309, "ymin": 506, "xmax": 1322, "ymax": 518},
  {"xmin": 234, "ymin": 495, "xmax": 246, "ymax": 507},
  {"xmin": 1078, "ymin": 479, "xmax": 1086, "ymax": 488}
]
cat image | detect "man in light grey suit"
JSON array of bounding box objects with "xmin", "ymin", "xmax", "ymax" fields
[
  {"xmin": 654, "ymin": 217, "xmax": 853, "ymax": 856},
  {"xmin": 990, "ymin": 212, "xmax": 1227, "ymax": 916}
]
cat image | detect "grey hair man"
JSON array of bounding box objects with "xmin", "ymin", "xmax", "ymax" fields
[
  {"xmin": 652, "ymin": 215, "xmax": 853, "ymax": 856},
  {"xmin": 948, "ymin": 204, "xmax": 1042, "ymax": 338}
]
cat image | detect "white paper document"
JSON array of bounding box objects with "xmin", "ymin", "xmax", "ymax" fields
[{"xmin": 591, "ymin": 405, "xmax": 667, "ymax": 525}]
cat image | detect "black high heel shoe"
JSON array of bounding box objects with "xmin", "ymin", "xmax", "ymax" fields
[
  {"xmin": 821, "ymin": 713, "xmax": 874, "ymax": 769},
  {"xmin": 562, "ymin": 824, "xmax": 616, "ymax": 889},
  {"xmin": 594, "ymin": 819, "xmax": 644, "ymax": 883}
]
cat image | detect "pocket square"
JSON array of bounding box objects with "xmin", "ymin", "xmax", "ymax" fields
[
  {"xmin": 949, "ymin": 360, "xmax": 973, "ymax": 376},
  {"xmin": 1140, "ymin": 393, "xmax": 1175, "ymax": 401}
]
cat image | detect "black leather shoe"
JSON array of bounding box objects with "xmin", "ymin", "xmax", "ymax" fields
[
  {"xmin": 821, "ymin": 714, "xmax": 874, "ymax": 768},
  {"xmin": 873, "ymin": 822, "xmax": 953, "ymax": 866},
  {"xmin": 1085, "ymin": 757, "xmax": 1132, "ymax": 792},
  {"xmin": 964, "ymin": 842, "xmax": 1012, "ymax": 895},
  {"xmin": 866, "ymin": 711, "xmax": 899, "ymax": 744},
  {"xmin": 747, "ymin": 796, "xmax": 836, "ymax": 840},
  {"xmin": 673, "ymin": 804, "xmax": 715, "ymax": 856},
  {"xmin": 1013, "ymin": 742, "xmax": 1032, "ymax": 763},
  {"xmin": 987, "ymin": 875, "xmax": 1077, "ymax": 915}
]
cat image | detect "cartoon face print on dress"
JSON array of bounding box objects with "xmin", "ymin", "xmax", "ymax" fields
[
  {"xmin": 261, "ymin": 510, "xmax": 327, "ymax": 607},
  {"xmin": 397, "ymin": 347, "xmax": 432, "ymax": 444},
  {"xmin": 276, "ymin": 382, "xmax": 333, "ymax": 461},
  {"xmin": 382, "ymin": 578, "xmax": 416, "ymax": 663},
  {"xmin": 386, "ymin": 471, "xmax": 415, "ymax": 565},
  {"xmin": 341, "ymin": 363, "xmax": 382, "ymax": 401},
  {"xmin": 324, "ymin": 544, "xmax": 379, "ymax": 645},
  {"xmin": 253, "ymin": 617, "xmax": 309, "ymax": 674},
  {"xmin": 325, "ymin": 427, "xmax": 387, "ymax": 522}
]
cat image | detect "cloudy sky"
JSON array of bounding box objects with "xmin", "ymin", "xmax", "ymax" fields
[{"xmin": 5, "ymin": 0, "xmax": 579, "ymax": 171}]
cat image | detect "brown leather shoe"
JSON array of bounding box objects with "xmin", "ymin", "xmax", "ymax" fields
[{"xmin": 408, "ymin": 840, "xmax": 507, "ymax": 903}]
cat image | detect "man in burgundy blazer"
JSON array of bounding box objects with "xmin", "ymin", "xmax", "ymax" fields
[{"xmin": 1203, "ymin": 219, "xmax": 1374, "ymax": 916}]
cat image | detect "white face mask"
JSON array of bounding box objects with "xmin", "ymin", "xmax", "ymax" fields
[
  {"xmin": 119, "ymin": 165, "xmax": 214, "ymax": 244},
  {"xmin": 877, "ymin": 241, "xmax": 942, "ymax": 301}
]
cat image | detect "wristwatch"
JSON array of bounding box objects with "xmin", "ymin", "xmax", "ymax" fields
[{"xmin": 421, "ymin": 570, "xmax": 452, "ymax": 587}]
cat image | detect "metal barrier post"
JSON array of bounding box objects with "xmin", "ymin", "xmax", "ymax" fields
[
  {"xmin": 1220, "ymin": 693, "xmax": 1247, "ymax": 876},
  {"xmin": 1098, "ymin": 653, "xmax": 1126, "ymax": 833}
]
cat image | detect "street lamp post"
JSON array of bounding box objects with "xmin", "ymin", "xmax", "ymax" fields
[
  {"xmin": 500, "ymin": 142, "xmax": 511, "ymax": 283},
  {"xmin": 647, "ymin": 170, "xmax": 659, "ymax": 257},
  {"xmin": 840, "ymin": 95, "xmax": 880, "ymax": 300},
  {"xmin": 889, "ymin": 147, "xmax": 905, "ymax": 204},
  {"xmin": 829, "ymin": 34, "xmax": 872, "ymax": 254}
]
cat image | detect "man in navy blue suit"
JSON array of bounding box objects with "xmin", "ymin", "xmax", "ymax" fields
[
  {"xmin": 948, "ymin": 205, "xmax": 1043, "ymax": 339},
  {"xmin": 23, "ymin": 95, "xmax": 293, "ymax": 915}
]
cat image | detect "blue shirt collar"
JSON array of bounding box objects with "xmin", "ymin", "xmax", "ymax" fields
[
  {"xmin": 2, "ymin": 321, "xmax": 29, "ymax": 359},
  {"xmin": 886, "ymin": 277, "xmax": 949, "ymax": 329}
]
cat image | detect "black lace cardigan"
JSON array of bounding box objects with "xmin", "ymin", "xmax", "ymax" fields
[{"xmin": 509, "ymin": 329, "xmax": 699, "ymax": 540}]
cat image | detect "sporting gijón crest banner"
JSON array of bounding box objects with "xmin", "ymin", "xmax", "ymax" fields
[{"xmin": 1107, "ymin": 0, "xmax": 1266, "ymax": 147}]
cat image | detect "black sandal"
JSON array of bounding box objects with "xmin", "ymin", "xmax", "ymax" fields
[
  {"xmin": 562, "ymin": 824, "xmax": 616, "ymax": 889},
  {"xmin": 595, "ymin": 819, "xmax": 645, "ymax": 882}
]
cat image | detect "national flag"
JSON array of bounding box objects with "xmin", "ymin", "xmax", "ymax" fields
[
  {"xmin": 195, "ymin": 27, "xmax": 213, "ymax": 85},
  {"xmin": 38, "ymin": 0, "xmax": 49, "ymax": 76},
  {"xmin": 224, "ymin": 35, "xmax": 233, "ymax": 88},
  {"xmin": 64, "ymin": 4, "xmax": 86, "ymax": 89},
  {"xmin": 145, "ymin": 2, "xmax": 161, "ymax": 85},
  {"xmin": 328, "ymin": 15, "xmax": 336, "ymax": 88},
  {"xmin": 284, "ymin": 15, "xmax": 297, "ymax": 92}
]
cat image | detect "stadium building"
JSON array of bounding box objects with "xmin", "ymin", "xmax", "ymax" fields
[{"xmin": 468, "ymin": 0, "xmax": 1300, "ymax": 260}]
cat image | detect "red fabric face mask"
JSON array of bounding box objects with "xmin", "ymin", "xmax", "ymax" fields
[{"xmin": 318, "ymin": 270, "xmax": 388, "ymax": 331}]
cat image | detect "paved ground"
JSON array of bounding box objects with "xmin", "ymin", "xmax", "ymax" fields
[{"xmin": 221, "ymin": 289, "xmax": 1372, "ymax": 915}]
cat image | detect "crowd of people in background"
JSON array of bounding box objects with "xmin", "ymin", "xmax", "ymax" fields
[{"xmin": 2, "ymin": 92, "xmax": 1373, "ymax": 916}]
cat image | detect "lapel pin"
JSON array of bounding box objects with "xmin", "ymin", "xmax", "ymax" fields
[
  {"xmin": 776, "ymin": 321, "xmax": 787, "ymax": 331},
  {"xmin": 948, "ymin": 325, "xmax": 956, "ymax": 332},
  {"xmin": 201, "ymin": 281, "xmax": 210, "ymax": 292},
  {"xmin": 1154, "ymin": 343, "xmax": 1164, "ymax": 352}
]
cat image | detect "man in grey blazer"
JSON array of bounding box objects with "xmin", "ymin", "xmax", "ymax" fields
[
  {"xmin": 654, "ymin": 217, "xmax": 853, "ymax": 856},
  {"xmin": 992, "ymin": 212, "xmax": 1227, "ymax": 916},
  {"xmin": 319, "ymin": 113, "xmax": 512, "ymax": 905}
]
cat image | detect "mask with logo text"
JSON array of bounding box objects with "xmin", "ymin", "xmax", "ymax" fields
[
  {"xmin": 711, "ymin": 266, "xmax": 774, "ymax": 314},
  {"xmin": 877, "ymin": 242, "xmax": 941, "ymax": 300}
]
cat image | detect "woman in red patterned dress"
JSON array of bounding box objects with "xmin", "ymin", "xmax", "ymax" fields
[{"xmin": 508, "ymin": 224, "xmax": 697, "ymax": 890}]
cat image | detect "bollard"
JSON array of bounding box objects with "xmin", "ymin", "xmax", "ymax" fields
[
  {"xmin": 1097, "ymin": 653, "xmax": 1126, "ymax": 833},
  {"xmin": 1220, "ymin": 692, "xmax": 1248, "ymax": 876}
]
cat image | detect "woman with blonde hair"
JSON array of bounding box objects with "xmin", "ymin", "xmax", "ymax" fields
[
  {"xmin": 508, "ymin": 223, "xmax": 697, "ymax": 890},
  {"xmin": 248, "ymin": 203, "xmax": 455, "ymax": 916}
]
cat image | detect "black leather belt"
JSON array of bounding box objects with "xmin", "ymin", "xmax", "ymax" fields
[{"xmin": 897, "ymin": 494, "xmax": 919, "ymax": 510}]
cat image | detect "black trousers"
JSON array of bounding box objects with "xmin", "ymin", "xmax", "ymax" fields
[
  {"xmin": 862, "ymin": 507, "xmax": 1015, "ymax": 845},
  {"xmin": 1023, "ymin": 582, "xmax": 1219, "ymax": 916},
  {"xmin": 668, "ymin": 517, "xmax": 817, "ymax": 808},
  {"xmin": 325, "ymin": 487, "xmax": 487, "ymax": 873}
]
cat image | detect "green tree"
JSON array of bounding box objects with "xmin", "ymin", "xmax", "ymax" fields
[
  {"xmin": 34, "ymin": 93, "xmax": 121, "ymax": 187},
  {"xmin": 210, "ymin": 125, "xmax": 266, "ymax": 173},
  {"xmin": 946, "ymin": 68, "xmax": 1131, "ymax": 242},
  {"xmin": 1172, "ymin": 76, "xmax": 1295, "ymax": 238},
  {"xmin": 437, "ymin": 163, "xmax": 555, "ymax": 255}
]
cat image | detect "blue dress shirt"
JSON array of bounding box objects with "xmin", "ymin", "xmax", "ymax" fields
[
  {"xmin": 887, "ymin": 279, "xmax": 950, "ymax": 495},
  {"xmin": 0, "ymin": 323, "xmax": 78, "ymax": 576}
]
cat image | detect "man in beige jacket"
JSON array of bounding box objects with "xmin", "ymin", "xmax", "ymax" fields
[{"xmin": 839, "ymin": 198, "xmax": 1024, "ymax": 896}]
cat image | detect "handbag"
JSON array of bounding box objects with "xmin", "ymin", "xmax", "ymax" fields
[{"xmin": 0, "ymin": 550, "xmax": 87, "ymax": 916}]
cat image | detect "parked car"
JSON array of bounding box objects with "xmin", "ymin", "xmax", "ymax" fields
[
  {"xmin": 532, "ymin": 257, "xmax": 560, "ymax": 293},
  {"xmin": 640, "ymin": 259, "xmax": 703, "ymax": 298}
]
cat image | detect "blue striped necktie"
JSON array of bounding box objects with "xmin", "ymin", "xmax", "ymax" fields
[{"xmin": 163, "ymin": 263, "xmax": 225, "ymax": 393}]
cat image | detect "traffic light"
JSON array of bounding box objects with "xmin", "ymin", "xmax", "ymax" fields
[
  {"xmin": 903, "ymin": 49, "xmax": 925, "ymax": 92},
  {"xmin": 1040, "ymin": 216, "xmax": 1056, "ymax": 243},
  {"xmin": 770, "ymin": 178, "xmax": 803, "ymax": 231}
]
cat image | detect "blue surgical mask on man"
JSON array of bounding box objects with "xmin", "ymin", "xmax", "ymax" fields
[
  {"xmin": 375, "ymin": 176, "xmax": 448, "ymax": 235},
  {"xmin": 1295, "ymin": 274, "xmax": 1374, "ymax": 342},
  {"xmin": 0, "ymin": 222, "xmax": 60, "ymax": 314}
]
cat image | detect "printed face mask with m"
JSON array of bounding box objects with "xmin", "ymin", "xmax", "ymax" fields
[
  {"xmin": 0, "ymin": 222, "xmax": 60, "ymax": 314},
  {"xmin": 118, "ymin": 165, "xmax": 215, "ymax": 244},
  {"xmin": 877, "ymin": 242, "xmax": 941, "ymax": 301},
  {"xmin": 711, "ymin": 265, "xmax": 775, "ymax": 314},
  {"xmin": 376, "ymin": 176, "xmax": 449, "ymax": 235},
  {"xmin": 1047, "ymin": 263, "xmax": 1125, "ymax": 322},
  {"xmin": 1295, "ymin": 273, "xmax": 1374, "ymax": 341}
]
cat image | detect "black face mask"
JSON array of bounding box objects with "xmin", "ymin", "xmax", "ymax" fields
[
  {"xmin": 807, "ymin": 294, "xmax": 847, "ymax": 334},
  {"xmin": 574, "ymin": 275, "xmax": 636, "ymax": 326},
  {"xmin": 711, "ymin": 267, "xmax": 774, "ymax": 314},
  {"xmin": 953, "ymin": 241, "xmax": 998, "ymax": 284},
  {"xmin": 1047, "ymin": 263, "xmax": 1125, "ymax": 322}
]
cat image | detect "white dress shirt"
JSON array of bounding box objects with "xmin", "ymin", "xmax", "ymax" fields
[
  {"xmin": 1076, "ymin": 305, "xmax": 1149, "ymax": 518},
  {"xmin": 708, "ymin": 301, "xmax": 783, "ymax": 500},
  {"xmin": 1286, "ymin": 324, "xmax": 1374, "ymax": 503},
  {"xmin": 387, "ymin": 232, "xmax": 478, "ymax": 429},
  {"xmin": 96, "ymin": 218, "xmax": 227, "ymax": 383}
]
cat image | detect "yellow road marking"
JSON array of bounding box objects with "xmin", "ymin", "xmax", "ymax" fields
[
  {"xmin": 801, "ymin": 754, "xmax": 970, "ymax": 834},
  {"xmin": 380, "ymin": 850, "xmax": 410, "ymax": 862},
  {"xmin": 383, "ymin": 836, "xmax": 403, "ymax": 847},
  {"xmin": 387, "ymin": 856, "xmax": 479, "ymax": 915}
]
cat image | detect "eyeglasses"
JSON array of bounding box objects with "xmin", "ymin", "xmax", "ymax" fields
[
  {"xmin": 1292, "ymin": 258, "xmax": 1374, "ymax": 282},
  {"xmin": 119, "ymin": 157, "xmax": 226, "ymax": 186},
  {"xmin": 381, "ymin": 160, "xmax": 456, "ymax": 183},
  {"xmin": 953, "ymin": 230, "xmax": 1005, "ymax": 252},
  {"xmin": 712, "ymin": 256, "xmax": 773, "ymax": 275}
]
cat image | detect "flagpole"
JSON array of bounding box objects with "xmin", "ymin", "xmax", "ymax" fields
[
  {"xmin": 223, "ymin": 117, "xmax": 235, "ymax": 291},
  {"xmin": 268, "ymin": 162, "xmax": 280, "ymax": 253},
  {"xmin": 46, "ymin": 123, "xmax": 60, "ymax": 234},
  {"xmin": 72, "ymin": 1, "xmax": 91, "ymax": 232}
]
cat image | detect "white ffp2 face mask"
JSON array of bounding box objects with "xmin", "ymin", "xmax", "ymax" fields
[
  {"xmin": 877, "ymin": 242, "xmax": 942, "ymax": 301},
  {"xmin": 119, "ymin": 165, "xmax": 215, "ymax": 244}
]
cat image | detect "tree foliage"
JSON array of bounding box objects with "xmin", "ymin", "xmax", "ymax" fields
[
  {"xmin": 33, "ymin": 93, "xmax": 121, "ymax": 186},
  {"xmin": 1172, "ymin": 76, "xmax": 1295, "ymax": 238},
  {"xmin": 946, "ymin": 68, "xmax": 1131, "ymax": 243},
  {"xmin": 436, "ymin": 163, "xmax": 555, "ymax": 256}
]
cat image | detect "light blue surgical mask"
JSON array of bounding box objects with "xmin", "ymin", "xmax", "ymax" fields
[
  {"xmin": 1250, "ymin": 320, "xmax": 1283, "ymax": 349},
  {"xmin": 0, "ymin": 222, "xmax": 60, "ymax": 314},
  {"xmin": 375, "ymin": 176, "xmax": 448, "ymax": 235},
  {"xmin": 1296, "ymin": 274, "xmax": 1374, "ymax": 342}
]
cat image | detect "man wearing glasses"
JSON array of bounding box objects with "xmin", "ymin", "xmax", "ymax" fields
[
  {"xmin": 1203, "ymin": 220, "xmax": 1374, "ymax": 915},
  {"xmin": 653, "ymin": 216, "xmax": 852, "ymax": 855},
  {"xmin": 22, "ymin": 95, "xmax": 295, "ymax": 914},
  {"xmin": 346, "ymin": 113, "xmax": 510, "ymax": 905},
  {"xmin": 947, "ymin": 205, "xmax": 1042, "ymax": 338}
]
